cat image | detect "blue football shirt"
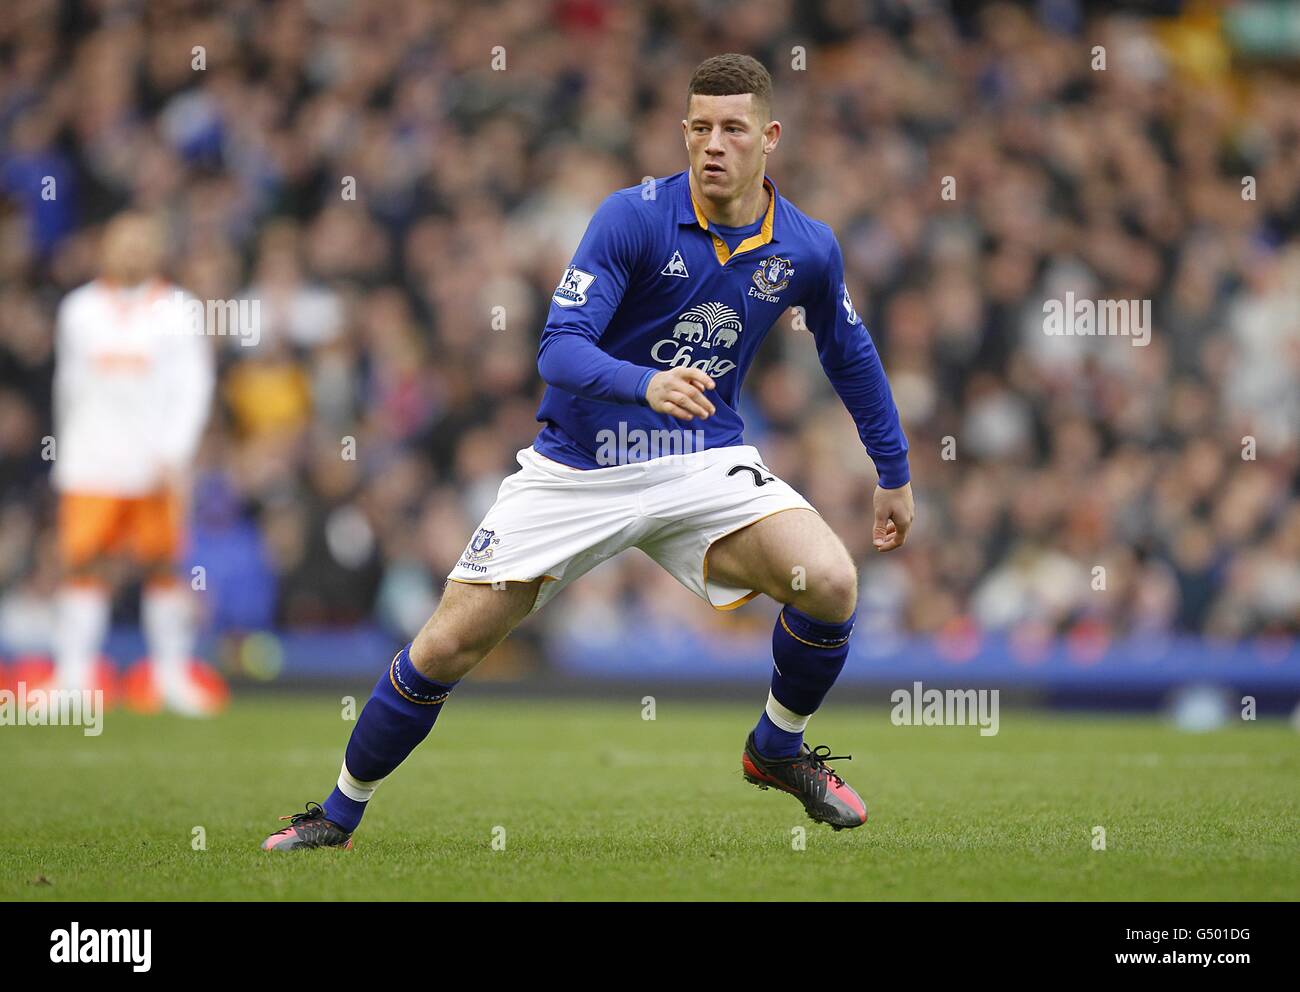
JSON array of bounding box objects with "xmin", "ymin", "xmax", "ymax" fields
[{"xmin": 533, "ymin": 170, "xmax": 910, "ymax": 487}]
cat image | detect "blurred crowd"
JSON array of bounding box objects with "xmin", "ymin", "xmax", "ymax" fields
[{"xmin": 0, "ymin": 0, "xmax": 1297, "ymax": 664}]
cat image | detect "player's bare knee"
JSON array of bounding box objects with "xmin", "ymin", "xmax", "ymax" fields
[
  {"xmin": 409, "ymin": 620, "xmax": 487, "ymax": 681},
  {"xmin": 792, "ymin": 558, "xmax": 857, "ymax": 623},
  {"xmin": 409, "ymin": 579, "xmax": 538, "ymax": 680},
  {"xmin": 409, "ymin": 609, "xmax": 471, "ymax": 679}
]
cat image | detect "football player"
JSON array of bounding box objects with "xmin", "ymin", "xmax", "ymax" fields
[{"xmin": 264, "ymin": 54, "xmax": 912, "ymax": 849}]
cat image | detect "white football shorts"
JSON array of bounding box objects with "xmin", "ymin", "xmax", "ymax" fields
[{"xmin": 447, "ymin": 444, "xmax": 816, "ymax": 615}]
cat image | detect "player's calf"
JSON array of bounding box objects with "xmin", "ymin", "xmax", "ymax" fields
[
  {"xmin": 707, "ymin": 510, "xmax": 862, "ymax": 764},
  {"xmin": 260, "ymin": 578, "xmax": 541, "ymax": 849}
]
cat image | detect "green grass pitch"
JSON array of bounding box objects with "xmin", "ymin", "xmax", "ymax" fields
[{"xmin": 3, "ymin": 696, "xmax": 1297, "ymax": 900}]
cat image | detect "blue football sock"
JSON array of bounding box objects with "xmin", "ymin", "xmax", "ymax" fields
[
  {"xmin": 754, "ymin": 710, "xmax": 802, "ymax": 759},
  {"xmin": 753, "ymin": 604, "xmax": 856, "ymax": 759},
  {"xmin": 321, "ymin": 643, "xmax": 457, "ymax": 832}
]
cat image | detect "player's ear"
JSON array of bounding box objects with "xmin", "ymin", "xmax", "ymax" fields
[{"xmin": 763, "ymin": 119, "xmax": 781, "ymax": 155}]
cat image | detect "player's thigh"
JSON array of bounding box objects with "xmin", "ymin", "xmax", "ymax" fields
[
  {"xmin": 129, "ymin": 490, "xmax": 182, "ymax": 572},
  {"xmin": 448, "ymin": 447, "xmax": 647, "ymax": 617},
  {"xmin": 59, "ymin": 493, "xmax": 128, "ymax": 578},
  {"xmin": 410, "ymin": 577, "xmax": 543, "ymax": 674},
  {"xmin": 705, "ymin": 508, "xmax": 857, "ymax": 618}
]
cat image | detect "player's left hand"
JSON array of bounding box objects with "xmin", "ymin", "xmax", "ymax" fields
[{"xmin": 872, "ymin": 481, "xmax": 913, "ymax": 552}]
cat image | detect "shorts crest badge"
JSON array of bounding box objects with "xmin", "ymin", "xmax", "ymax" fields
[{"xmin": 464, "ymin": 527, "xmax": 500, "ymax": 562}]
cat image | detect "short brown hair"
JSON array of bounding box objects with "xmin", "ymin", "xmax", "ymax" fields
[{"xmin": 687, "ymin": 54, "xmax": 773, "ymax": 121}]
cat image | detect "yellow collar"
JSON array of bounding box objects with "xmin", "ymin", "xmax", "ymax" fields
[{"xmin": 690, "ymin": 177, "xmax": 776, "ymax": 265}]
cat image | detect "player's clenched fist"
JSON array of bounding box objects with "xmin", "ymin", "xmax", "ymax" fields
[
  {"xmin": 646, "ymin": 367, "xmax": 717, "ymax": 421},
  {"xmin": 872, "ymin": 481, "xmax": 914, "ymax": 552}
]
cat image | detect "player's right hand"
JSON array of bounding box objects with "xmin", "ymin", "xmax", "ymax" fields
[
  {"xmin": 872, "ymin": 481, "xmax": 914, "ymax": 552},
  {"xmin": 645, "ymin": 368, "xmax": 716, "ymax": 421}
]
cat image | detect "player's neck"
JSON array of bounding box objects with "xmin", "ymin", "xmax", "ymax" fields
[
  {"xmin": 689, "ymin": 171, "xmax": 769, "ymax": 228},
  {"xmin": 99, "ymin": 275, "xmax": 159, "ymax": 291}
]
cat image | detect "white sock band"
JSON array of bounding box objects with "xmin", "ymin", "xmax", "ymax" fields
[
  {"xmin": 336, "ymin": 763, "xmax": 382, "ymax": 803},
  {"xmin": 765, "ymin": 691, "xmax": 811, "ymax": 733},
  {"xmin": 54, "ymin": 585, "xmax": 111, "ymax": 688},
  {"xmin": 143, "ymin": 583, "xmax": 193, "ymax": 678}
]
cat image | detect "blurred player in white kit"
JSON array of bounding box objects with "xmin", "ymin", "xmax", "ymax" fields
[{"xmin": 49, "ymin": 211, "xmax": 219, "ymax": 715}]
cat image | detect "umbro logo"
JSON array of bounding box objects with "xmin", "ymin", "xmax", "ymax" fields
[{"xmin": 661, "ymin": 250, "xmax": 689, "ymax": 279}]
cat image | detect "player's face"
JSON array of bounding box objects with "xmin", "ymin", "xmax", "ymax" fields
[
  {"xmin": 683, "ymin": 94, "xmax": 778, "ymax": 200},
  {"xmin": 100, "ymin": 215, "xmax": 164, "ymax": 285}
]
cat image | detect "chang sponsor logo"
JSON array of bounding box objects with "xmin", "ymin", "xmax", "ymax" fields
[{"xmin": 650, "ymin": 300, "xmax": 742, "ymax": 378}]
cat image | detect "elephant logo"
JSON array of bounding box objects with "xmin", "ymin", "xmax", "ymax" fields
[
  {"xmin": 675, "ymin": 301, "xmax": 743, "ymax": 350},
  {"xmin": 672, "ymin": 319, "xmax": 705, "ymax": 343}
]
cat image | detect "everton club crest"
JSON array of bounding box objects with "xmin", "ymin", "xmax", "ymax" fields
[
  {"xmin": 750, "ymin": 256, "xmax": 794, "ymax": 303},
  {"xmin": 463, "ymin": 527, "xmax": 500, "ymax": 562}
]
